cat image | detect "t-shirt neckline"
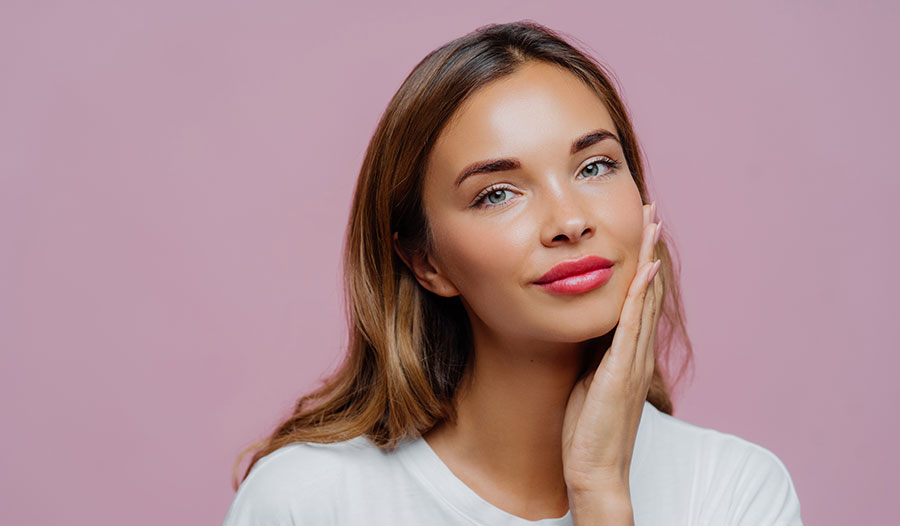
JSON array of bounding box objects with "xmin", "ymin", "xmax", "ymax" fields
[{"xmin": 393, "ymin": 400, "xmax": 656, "ymax": 525}]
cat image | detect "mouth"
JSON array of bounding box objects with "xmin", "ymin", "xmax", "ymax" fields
[{"xmin": 533, "ymin": 255, "xmax": 615, "ymax": 295}]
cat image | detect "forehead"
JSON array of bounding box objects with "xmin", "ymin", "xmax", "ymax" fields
[{"xmin": 429, "ymin": 62, "xmax": 616, "ymax": 171}]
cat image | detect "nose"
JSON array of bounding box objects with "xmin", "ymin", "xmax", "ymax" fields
[{"xmin": 539, "ymin": 185, "xmax": 595, "ymax": 246}]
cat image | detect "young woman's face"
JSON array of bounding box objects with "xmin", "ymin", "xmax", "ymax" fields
[{"xmin": 416, "ymin": 61, "xmax": 645, "ymax": 345}]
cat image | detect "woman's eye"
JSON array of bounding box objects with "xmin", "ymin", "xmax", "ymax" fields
[
  {"xmin": 482, "ymin": 188, "xmax": 512, "ymax": 206},
  {"xmin": 579, "ymin": 157, "xmax": 619, "ymax": 179},
  {"xmin": 472, "ymin": 186, "xmax": 516, "ymax": 209}
]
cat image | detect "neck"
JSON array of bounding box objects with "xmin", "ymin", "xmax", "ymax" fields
[{"xmin": 423, "ymin": 318, "xmax": 597, "ymax": 520}]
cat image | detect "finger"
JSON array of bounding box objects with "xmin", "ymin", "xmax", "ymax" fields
[
  {"xmin": 645, "ymin": 232, "xmax": 665, "ymax": 375},
  {"xmin": 634, "ymin": 265, "xmax": 657, "ymax": 379},
  {"xmin": 639, "ymin": 220, "xmax": 657, "ymax": 270},
  {"xmin": 634, "ymin": 222, "xmax": 662, "ymax": 376},
  {"xmin": 608, "ymin": 216, "xmax": 658, "ymax": 367},
  {"xmin": 651, "ymin": 260, "xmax": 663, "ymax": 325},
  {"xmin": 643, "ymin": 273, "xmax": 662, "ymax": 379},
  {"xmin": 598, "ymin": 258, "xmax": 656, "ymax": 380},
  {"xmin": 593, "ymin": 210, "xmax": 657, "ymax": 381}
]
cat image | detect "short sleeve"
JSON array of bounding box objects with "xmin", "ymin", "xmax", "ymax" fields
[
  {"xmin": 729, "ymin": 443, "xmax": 803, "ymax": 526},
  {"xmin": 222, "ymin": 445, "xmax": 336, "ymax": 526}
]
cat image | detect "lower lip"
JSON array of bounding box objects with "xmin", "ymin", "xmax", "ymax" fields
[{"xmin": 534, "ymin": 266, "xmax": 614, "ymax": 295}]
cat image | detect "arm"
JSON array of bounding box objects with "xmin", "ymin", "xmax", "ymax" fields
[{"xmin": 568, "ymin": 486, "xmax": 635, "ymax": 526}]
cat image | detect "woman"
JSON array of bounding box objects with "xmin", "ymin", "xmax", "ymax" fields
[{"xmin": 223, "ymin": 20, "xmax": 803, "ymax": 525}]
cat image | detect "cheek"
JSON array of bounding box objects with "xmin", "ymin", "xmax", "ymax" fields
[
  {"xmin": 431, "ymin": 214, "xmax": 532, "ymax": 294},
  {"xmin": 615, "ymin": 180, "xmax": 646, "ymax": 267},
  {"xmin": 590, "ymin": 176, "xmax": 645, "ymax": 276}
]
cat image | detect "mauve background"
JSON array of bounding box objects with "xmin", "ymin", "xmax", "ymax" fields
[{"xmin": 1, "ymin": 1, "xmax": 897, "ymax": 524}]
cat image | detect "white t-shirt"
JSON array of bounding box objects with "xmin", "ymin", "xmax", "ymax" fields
[{"xmin": 223, "ymin": 400, "xmax": 803, "ymax": 525}]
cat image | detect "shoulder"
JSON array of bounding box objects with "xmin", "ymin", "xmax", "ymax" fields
[
  {"xmin": 222, "ymin": 436, "xmax": 386, "ymax": 526},
  {"xmin": 646, "ymin": 405, "xmax": 804, "ymax": 525}
]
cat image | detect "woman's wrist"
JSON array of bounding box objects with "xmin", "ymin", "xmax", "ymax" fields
[{"xmin": 567, "ymin": 486, "xmax": 634, "ymax": 526}]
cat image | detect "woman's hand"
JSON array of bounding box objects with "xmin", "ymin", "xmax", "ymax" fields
[{"xmin": 561, "ymin": 201, "xmax": 663, "ymax": 519}]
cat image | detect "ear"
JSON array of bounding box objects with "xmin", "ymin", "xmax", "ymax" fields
[{"xmin": 392, "ymin": 232, "xmax": 460, "ymax": 298}]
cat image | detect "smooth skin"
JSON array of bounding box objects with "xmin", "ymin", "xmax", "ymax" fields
[{"xmin": 393, "ymin": 60, "xmax": 663, "ymax": 524}]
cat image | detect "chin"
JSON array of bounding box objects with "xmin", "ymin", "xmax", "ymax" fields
[{"xmin": 534, "ymin": 317, "xmax": 619, "ymax": 343}]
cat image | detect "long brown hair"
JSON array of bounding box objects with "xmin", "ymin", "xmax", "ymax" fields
[{"xmin": 232, "ymin": 19, "xmax": 694, "ymax": 490}]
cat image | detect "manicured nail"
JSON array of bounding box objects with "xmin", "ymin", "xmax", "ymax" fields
[
  {"xmin": 651, "ymin": 201, "xmax": 658, "ymax": 222},
  {"xmin": 653, "ymin": 219, "xmax": 663, "ymax": 245},
  {"xmin": 647, "ymin": 259, "xmax": 661, "ymax": 283}
]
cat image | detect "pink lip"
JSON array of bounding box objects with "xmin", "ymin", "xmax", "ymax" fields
[{"xmin": 533, "ymin": 255, "xmax": 615, "ymax": 295}]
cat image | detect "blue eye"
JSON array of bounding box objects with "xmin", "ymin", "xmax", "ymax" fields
[
  {"xmin": 579, "ymin": 157, "xmax": 621, "ymax": 179},
  {"xmin": 472, "ymin": 186, "xmax": 516, "ymax": 209},
  {"xmin": 486, "ymin": 189, "xmax": 512, "ymax": 204}
]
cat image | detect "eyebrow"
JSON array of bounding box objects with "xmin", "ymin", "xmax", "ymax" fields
[{"xmin": 453, "ymin": 129, "xmax": 621, "ymax": 188}]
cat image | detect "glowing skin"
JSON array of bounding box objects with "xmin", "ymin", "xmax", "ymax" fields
[
  {"xmin": 421, "ymin": 65, "xmax": 643, "ymax": 345},
  {"xmin": 395, "ymin": 61, "xmax": 650, "ymax": 521}
]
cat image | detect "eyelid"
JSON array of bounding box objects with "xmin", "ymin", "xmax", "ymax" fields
[
  {"xmin": 578, "ymin": 155, "xmax": 621, "ymax": 177},
  {"xmin": 580, "ymin": 154, "xmax": 615, "ymax": 169},
  {"xmin": 470, "ymin": 182, "xmax": 517, "ymax": 208}
]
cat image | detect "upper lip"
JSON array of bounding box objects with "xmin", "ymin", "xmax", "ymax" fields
[{"xmin": 533, "ymin": 255, "xmax": 615, "ymax": 284}]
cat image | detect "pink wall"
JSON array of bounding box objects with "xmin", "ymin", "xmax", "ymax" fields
[{"xmin": 2, "ymin": 2, "xmax": 897, "ymax": 524}]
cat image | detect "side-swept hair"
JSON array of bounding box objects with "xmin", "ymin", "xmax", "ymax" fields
[{"xmin": 233, "ymin": 19, "xmax": 694, "ymax": 490}]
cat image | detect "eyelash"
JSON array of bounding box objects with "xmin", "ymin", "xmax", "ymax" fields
[{"xmin": 471, "ymin": 156, "xmax": 622, "ymax": 209}]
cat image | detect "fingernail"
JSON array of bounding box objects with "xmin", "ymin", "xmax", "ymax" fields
[
  {"xmin": 653, "ymin": 219, "xmax": 663, "ymax": 245},
  {"xmin": 647, "ymin": 259, "xmax": 661, "ymax": 283},
  {"xmin": 651, "ymin": 201, "xmax": 658, "ymax": 222}
]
